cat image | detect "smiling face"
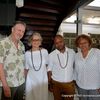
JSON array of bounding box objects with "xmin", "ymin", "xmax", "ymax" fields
[
  {"xmin": 54, "ymin": 35, "xmax": 65, "ymax": 52},
  {"xmin": 31, "ymin": 34, "xmax": 42, "ymax": 49},
  {"xmin": 78, "ymin": 38, "xmax": 90, "ymax": 52},
  {"xmin": 11, "ymin": 23, "xmax": 26, "ymax": 41},
  {"xmin": 75, "ymin": 34, "xmax": 92, "ymax": 52}
]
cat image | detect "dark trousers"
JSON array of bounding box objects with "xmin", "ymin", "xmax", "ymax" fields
[
  {"xmin": 1, "ymin": 83, "xmax": 25, "ymax": 100},
  {"xmin": 52, "ymin": 80, "xmax": 75, "ymax": 100}
]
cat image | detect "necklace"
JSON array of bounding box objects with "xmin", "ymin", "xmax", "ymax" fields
[
  {"xmin": 57, "ymin": 51, "xmax": 68, "ymax": 69},
  {"xmin": 31, "ymin": 49, "xmax": 42, "ymax": 71}
]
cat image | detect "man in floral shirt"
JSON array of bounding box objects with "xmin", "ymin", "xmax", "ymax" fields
[{"xmin": 0, "ymin": 21, "xmax": 26, "ymax": 100}]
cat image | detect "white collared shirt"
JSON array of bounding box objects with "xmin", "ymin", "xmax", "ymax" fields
[
  {"xmin": 75, "ymin": 48, "xmax": 100, "ymax": 89},
  {"xmin": 48, "ymin": 47, "xmax": 75, "ymax": 82}
]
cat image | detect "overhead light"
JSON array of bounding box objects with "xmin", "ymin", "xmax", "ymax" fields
[
  {"xmin": 88, "ymin": 0, "xmax": 100, "ymax": 7},
  {"xmin": 87, "ymin": 17, "xmax": 100, "ymax": 24},
  {"xmin": 16, "ymin": 0, "xmax": 24, "ymax": 8},
  {"xmin": 64, "ymin": 14, "xmax": 76, "ymax": 23}
]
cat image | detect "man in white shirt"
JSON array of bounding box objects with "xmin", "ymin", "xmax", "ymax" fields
[{"xmin": 48, "ymin": 35, "xmax": 75, "ymax": 100}]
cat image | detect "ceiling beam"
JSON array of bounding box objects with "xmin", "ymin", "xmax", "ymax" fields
[{"xmin": 19, "ymin": 13, "xmax": 57, "ymax": 20}]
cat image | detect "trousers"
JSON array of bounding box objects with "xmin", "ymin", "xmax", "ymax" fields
[
  {"xmin": 51, "ymin": 79, "xmax": 75, "ymax": 100},
  {"xmin": 1, "ymin": 83, "xmax": 25, "ymax": 100}
]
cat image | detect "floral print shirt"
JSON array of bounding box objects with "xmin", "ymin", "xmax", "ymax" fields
[{"xmin": 0, "ymin": 36, "xmax": 25, "ymax": 87}]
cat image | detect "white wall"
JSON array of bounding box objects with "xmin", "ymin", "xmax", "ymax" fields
[{"xmin": 59, "ymin": 23, "xmax": 100, "ymax": 35}]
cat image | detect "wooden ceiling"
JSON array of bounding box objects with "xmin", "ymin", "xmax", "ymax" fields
[{"xmin": 16, "ymin": 0, "xmax": 88, "ymax": 52}]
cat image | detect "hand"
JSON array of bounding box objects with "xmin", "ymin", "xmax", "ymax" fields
[
  {"xmin": 97, "ymin": 88, "xmax": 100, "ymax": 94},
  {"xmin": 48, "ymin": 82, "xmax": 53, "ymax": 92},
  {"xmin": 3, "ymin": 85, "xmax": 11, "ymax": 97}
]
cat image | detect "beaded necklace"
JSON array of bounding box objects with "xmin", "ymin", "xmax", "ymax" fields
[
  {"xmin": 57, "ymin": 51, "xmax": 68, "ymax": 69},
  {"xmin": 31, "ymin": 49, "xmax": 42, "ymax": 71}
]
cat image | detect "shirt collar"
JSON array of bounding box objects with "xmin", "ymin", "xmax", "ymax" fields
[
  {"xmin": 79, "ymin": 48, "xmax": 92, "ymax": 59},
  {"xmin": 8, "ymin": 35, "xmax": 22, "ymax": 50},
  {"xmin": 56, "ymin": 47, "xmax": 68, "ymax": 54}
]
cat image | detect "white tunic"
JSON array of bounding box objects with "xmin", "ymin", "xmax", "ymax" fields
[
  {"xmin": 25, "ymin": 49, "xmax": 48, "ymax": 100},
  {"xmin": 75, "ymin": 48, "xmax": 100, "ymax": 90}
]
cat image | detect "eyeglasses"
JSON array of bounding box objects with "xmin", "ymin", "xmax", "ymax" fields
[
  {"xmin": 79, "ymin": 42, "xmax": 88, "ymax": 45},
  {"xmin": 32, "ymin": 39, "xmax": 41, "ymax": 42}
]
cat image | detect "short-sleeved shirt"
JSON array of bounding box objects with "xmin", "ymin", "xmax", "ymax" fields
[{"xmin": 0, "ymin": 36, "xmax": 25, "ymax": 87}]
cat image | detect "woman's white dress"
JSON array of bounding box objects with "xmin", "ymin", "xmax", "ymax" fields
[{"xmin": 25, "ymin": 48, "xmax": 48, "ymax": 100}]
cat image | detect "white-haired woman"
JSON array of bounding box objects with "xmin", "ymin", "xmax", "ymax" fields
[{"xmin": 24, "ymin": 32, "xmax": 49, "ymax": 100}]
